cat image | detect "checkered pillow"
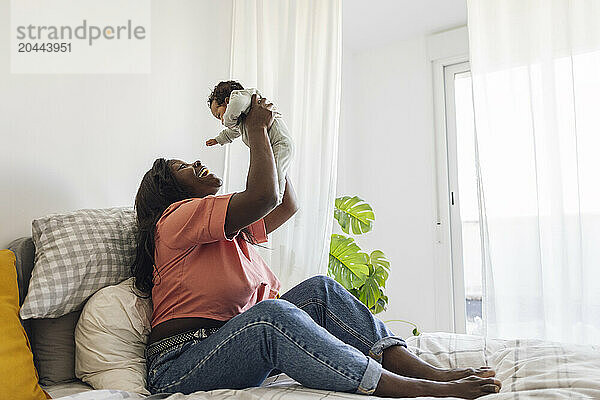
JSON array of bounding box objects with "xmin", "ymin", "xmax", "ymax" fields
[{"xmin": 19, "ymin": 207, "xmax": 137, "ymax": 320}]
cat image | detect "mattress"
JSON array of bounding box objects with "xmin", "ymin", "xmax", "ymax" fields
[{"xmin": 48, "ymin": 332, "xmax": 600, "ymax": 399}]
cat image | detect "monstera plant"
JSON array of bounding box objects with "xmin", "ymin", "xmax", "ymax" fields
[{"xmin": 328, "ymin": 196, "xmax": 420, "ymax": 336}]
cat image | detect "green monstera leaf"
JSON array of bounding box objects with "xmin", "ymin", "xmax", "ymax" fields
[
  {"xmin": 358, "ymin": 250, "xmax": 390, "ymax": 308},
  {"xmin": 370, "ymin": 292, "xmax": 388, "ymax": 314},
  {"xmin": 334, "ymin": 196, "xmax": 375, "ymax": 235},
  {"xmin": 369, "ymin": 250, "xmax": 390, "ymax": 285},
  {"xmin": 359, "ymin": 277, "xmax": 380, "ymax": 309},
  {"xmin": 328, "ymin": 234, "xmax": 369, "ymax": 289}
]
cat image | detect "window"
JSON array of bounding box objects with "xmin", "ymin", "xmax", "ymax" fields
[{"xmin": 441, "ymin": 61, "xmax": 483, "ymax": 335}]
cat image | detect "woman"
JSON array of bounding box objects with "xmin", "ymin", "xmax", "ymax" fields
[{"xmin": 132, "ymin": 95, "xmax": 501, "ymax": 398}]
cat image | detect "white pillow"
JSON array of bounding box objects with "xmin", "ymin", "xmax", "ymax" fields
[{"xmin": 75, "ymin": 277, "xmax": 152, "ymax": 395}]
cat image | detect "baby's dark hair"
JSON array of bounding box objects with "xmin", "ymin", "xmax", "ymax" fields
[{"xmin": 207, "ymin": 80, "xmax": 244, "ymax": 108}]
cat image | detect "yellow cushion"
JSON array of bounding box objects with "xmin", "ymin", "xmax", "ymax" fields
[{"xmin": 0, "ymin": 250, "xmax": 51, "ymax": 400}]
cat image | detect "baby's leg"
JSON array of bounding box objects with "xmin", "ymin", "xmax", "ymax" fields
[
  {"xmin": 269, "ymin": 120, "xmax": 294, "ymax": 204},
  {"xmin": 274, "ymin": 150, "xmax": 293, "ymax": 204}
]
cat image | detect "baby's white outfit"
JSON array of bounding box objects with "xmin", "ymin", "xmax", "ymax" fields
[{"xmin": 214, "ymin": 88, "xmax": 294, "ymax": 204}]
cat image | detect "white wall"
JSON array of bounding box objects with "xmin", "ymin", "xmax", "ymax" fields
[
  {"xmin": 337, "ymin": 36, "xmax": 441, "ymax": 337},
  {"xmin": 1, "ymin": 0, "xmax": 467, "ymax": 339},
  {"xmin": 0, "ymin": 0, "xmax": 234, "ymax": 247}
]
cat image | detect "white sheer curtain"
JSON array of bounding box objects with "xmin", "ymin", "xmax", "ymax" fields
[
  {"xmin": 224, "ymin": 0, "xmax": 342, "ymax": 292},
  {"xmin": 467, "ymin": 0, "xmax": 600, "ymax": 344}
]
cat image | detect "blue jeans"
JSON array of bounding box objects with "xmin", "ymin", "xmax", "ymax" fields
[{"xmin": 145, "ymin": 275, "xmax": 406, "ymax": 395}]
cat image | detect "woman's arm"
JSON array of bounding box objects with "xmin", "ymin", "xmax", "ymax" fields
[
  {"xmin": 224, "ymin": 95, "xmax": 279, "ymax": 238},
  {"xmin": 264, "ymin": 176, "xmax": 299, "ymax": 234}
]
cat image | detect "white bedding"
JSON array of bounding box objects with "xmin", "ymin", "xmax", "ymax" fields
[
  {"xmin": 49, "ymin": 332, "xmax": 600, "ymax": 399},
  {"xmin": 42, "ymin": 380, "xmax": 94, "ymax": 398}
]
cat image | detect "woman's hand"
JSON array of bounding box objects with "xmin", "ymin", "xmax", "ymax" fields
[{"xmin": 245, "ymin": 94, "xmax": 275, "ymax": 131}]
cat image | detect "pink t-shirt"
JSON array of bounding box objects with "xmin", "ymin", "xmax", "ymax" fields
[{"xmin": 151, "ymin": 193, "xmax": 281, "ymax": 328}]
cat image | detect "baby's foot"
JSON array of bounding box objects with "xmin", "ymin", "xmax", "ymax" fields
[{"xmin": 433, "ymin": 366, "xmax": 495, "ymax": 382}]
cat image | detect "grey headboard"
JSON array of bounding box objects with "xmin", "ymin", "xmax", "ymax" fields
[{"xmin": 7, "ymin": 236, "xmax": 35, "ymax": 336}]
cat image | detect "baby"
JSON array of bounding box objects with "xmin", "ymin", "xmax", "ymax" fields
[{"xmin": 206, "ymin": 80, "xmax": 294, "ymax": 204}]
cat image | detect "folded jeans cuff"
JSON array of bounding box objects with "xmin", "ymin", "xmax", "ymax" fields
[
  {"xmin": 356, "ymin": 356, "xmax": 382, "ymax": 395},
  {"xmin": 368, "ymin": 336, "xmax": 407, "ymax": 363}
]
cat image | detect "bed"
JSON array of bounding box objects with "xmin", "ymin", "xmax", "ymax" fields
[
  {"xmin": 10, "ymin": 234, "xmax": 600, "ymax": 400},
  {"xmin": 44, "ymin": 331, "xmax": 600, "ymax": 399}
]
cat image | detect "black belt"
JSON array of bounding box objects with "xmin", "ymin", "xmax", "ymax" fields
[{"xmin": 146, "ymin": 327, "xmax": 221, "ymax": 359}]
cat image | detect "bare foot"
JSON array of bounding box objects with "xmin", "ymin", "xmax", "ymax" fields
[
  {"xmin": 374, "ymin": 369, "xmax": 501, "ymax": 398},
  {"xmin": 381, "ymin": 346, "xmax": 497, "ymax": 384},
  {"xmin": 432, "ymin": 366, "xmax": 496, "ymax": 382},
  {"xmin": 446, "ymin": 376, "xmax": 502, "ymax": 399}
]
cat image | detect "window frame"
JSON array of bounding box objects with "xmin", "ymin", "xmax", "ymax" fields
[
  {"xmin": 431, "ymin": 54, "xmax": 471, "ymax": 334},
  {"xmin": 428, "ymin": 26, "xmax": 472, "ymax": 334},
  {"xmin": 444, "ymin": 61, "xmax": 472, "ymax": 334}
]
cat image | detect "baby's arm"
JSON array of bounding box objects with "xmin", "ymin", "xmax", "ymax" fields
[
  {"xmin": 214, "ymin": 128, "xmax": 242, "ymax": 145},
  {"xmin": 222, "ymin": 90, "xmax": 254, "ymax": 130}
]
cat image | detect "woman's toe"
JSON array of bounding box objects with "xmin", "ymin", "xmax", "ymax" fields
[
  {"xmin": 481, "ymin": 384, "xmax": 500, "ymax": 393},
  {"xmin": 475, "ymin": 367, "xmax": 495, "ymax": 377}
]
